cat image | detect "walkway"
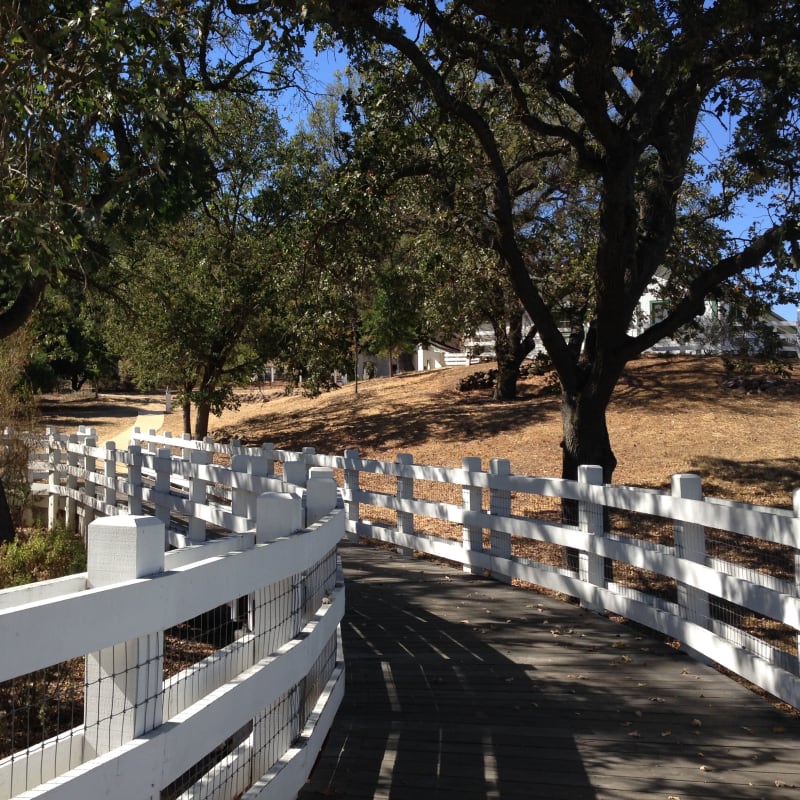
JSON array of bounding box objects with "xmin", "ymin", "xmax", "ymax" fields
[{"xmin": 299, "ymin": 542, "xmax": 800, "ymax": 799}]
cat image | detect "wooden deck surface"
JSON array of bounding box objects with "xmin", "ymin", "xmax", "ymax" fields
[{"xmin": 298, "ymin": 542, "xmax": 800, "ymax": 799}]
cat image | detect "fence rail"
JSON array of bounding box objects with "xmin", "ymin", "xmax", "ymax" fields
[{"xmin": 1, "ymin": 428, "xmax": 345, "ymax": 800}]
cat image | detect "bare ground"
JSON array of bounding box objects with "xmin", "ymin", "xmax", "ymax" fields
[{"xmin": 38, "ymin": 355, "xmax": 800, "ymax": 508}]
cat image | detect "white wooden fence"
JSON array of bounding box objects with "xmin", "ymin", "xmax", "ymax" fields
[
  {"xmin": 9, "ymin": 423, "xmax": 800, "ymax": 795},
  {"xmin": 88, "ymin": 429, "xmax": 799, "ymax": 713},
  {"xmin": 1, "ymin": 429, "xmax": 345, "ymax": 800}
]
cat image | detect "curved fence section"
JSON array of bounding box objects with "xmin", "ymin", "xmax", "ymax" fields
[
  {"xmin": 13, "ymin": 423, "xmax": 800, "ymax": 792},
  {"xmin": 1, "ymin": 433, "xmax": 345, "ymax": 800},
  {"xmin": 83, "ymin": 429, "xmax": 797, "ymax": 712}
]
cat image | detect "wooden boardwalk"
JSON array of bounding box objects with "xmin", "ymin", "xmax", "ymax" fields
[{"xmin": 298, "ymin": 542, "xmax": 800, "ymax": 799}]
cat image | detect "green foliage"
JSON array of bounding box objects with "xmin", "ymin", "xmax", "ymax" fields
[
  {"xmin": 104, "ymin": 91, "xmax": 294, "ymax": 437},
  {"xmin": 0, "ymin": 525, "xmax": 86, "ymax": 588},
  {"xmin": 0, "ymin": 0, "xmax": 220, "ymax": 340},
  {"xmin": 26, "ymin": 284, "xmax": 118, "ymax": 393}
]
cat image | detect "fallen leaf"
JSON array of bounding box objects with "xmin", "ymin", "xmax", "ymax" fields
[
  {"xmin": 772, "ymin": 725, "xmax": 786, "ymax": 734},
  {"xmin": 650, "ymin": 696, "xmax": 665, "ymax": 703}
]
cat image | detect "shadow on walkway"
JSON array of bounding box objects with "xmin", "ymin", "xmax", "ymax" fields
[
  {"xmin": 299, "ymin": 543, "xmax": 800, "ymax": 800},
  {"xmin": 301, "ymin": 546, "xmax": 594, "ymax": 799}
]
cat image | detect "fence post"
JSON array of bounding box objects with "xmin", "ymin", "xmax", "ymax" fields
[
  {"xmin": 147, "ymin": 429, "xmax": 159, "ymax": 453},
  {"xmin": 250, "ymin": 490, "xmax": 305, "ymax": 780},
  {"xmin": 128, "ymin": 444, "xmax": 143, "ymax": 515},
  {"xmin": 673, "ymin": 473, "xmax": 709, "ymax": 629},
  {"xmin": 261, "ymin": 442, "xmax": 276, "ymax": 476},
  {"xmin": 283, "ymin": 457, "xmax": 308, "ymax": 487},
  {"xmin": 189, "ymin": 449, "xmax": 212, "ymax": 542},
  {"xmin": 181, "ymin": 432, "xmax": 194, "ymax": 460},
  {"xmin": 795, "ymin": 489, "xmax": 800, "ymax": 662},
  {"xmin": 255, "ymin": 492, "xmax": 303, "ymax": 544},
  {"xmin": 84, "ymin": 515, "xmax": 165, "ymax": 758},
  {"xmin": 65, "ymin": 433, "xmax": 79, "ymax": 532},
  {"xmin": 396, "ymin": 453, "xmax": 414, "ymax": 557},
  {"xmin": 462, "ymin": 457, "xmax": 484, "ymax": 575},
  {"xmin": 489, "ymin": 458, "xmax": 512, "ymax": 584},
  {"xmin": 343, "ymin": 448, "xmax": 361, "ymax": 542},
  {"xmin": 103, "ymin": 441, "xmax": 117, "ymax": 514},
  {"xmin": 231, "ymin": 453, "xmax": 268, "ymax": 522},
  {"xmin": 78, "ymin": 429, "xmax": 97, "ymax": 540},
  {"xmin": 46, "ymin": 429, "xmax": 60, "ymax": 530},
  {"xmin": 306, "ymin": 466, "xmax": 338, "ymax": 526},
  {"xmin": 578, "ymin": 464, "xmax": 606, "ymax": 611},
  {"xmin": 154, "ymin": 447, "xmax": 172, "ymax": 534}
]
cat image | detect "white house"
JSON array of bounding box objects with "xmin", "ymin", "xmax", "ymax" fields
[{"xmin": 417, "ymin": 298, "xmax": 799, "ymax": 371}]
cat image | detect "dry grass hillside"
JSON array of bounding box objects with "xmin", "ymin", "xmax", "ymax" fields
[{"xmin": 39, "ymin": 355, "xmax": 800, "ymax": 508}]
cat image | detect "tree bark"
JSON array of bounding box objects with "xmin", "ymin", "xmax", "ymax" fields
[
  {"xmin": 491, "ymin": 309, "xmax": 537, "ymax": 401},
  {"xmin": 560, "ymin": 382, "xmax": 618, "ymax": 578},
  {"xmin": 195, "ymin": 402, "xmax": 211, "ymax": 441},
  {"xmin": 0, "ymin": 476, "xmax": 15, "ymax": 544},
  {"xmin": 182, "ymin": 399, "xmax": 193, "ymax": 438},
  {"xmin": 560, "ymin": 389, "xmax": 617, "ymax": 483}
]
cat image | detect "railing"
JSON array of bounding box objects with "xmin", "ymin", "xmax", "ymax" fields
[
  {"xmin": 47, "ymin": 432, "xmax": 800, "ymax": 707},
  {"xmin": 1, "ymin": 430, "xmax": 345, "ymax": 800},
  {"xmin": 92, "ymin": 430, "xmax": 797, "ymax": 712},
  {"xmin": 326, "ymin": 450, "xmax": 800, "ymax": 709},
  {"xmin": 14, "ymin": 422, "xmax": 800, "ymax": 786}
]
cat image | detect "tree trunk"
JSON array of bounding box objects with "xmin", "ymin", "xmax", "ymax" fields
[
  {"xmin": 0, "ymin": 475, "xmax": 15, "ymax": 544},
  {"xmin": 494, "ymin": 352, "xmax": 520, "ymax": 400},
  {"xmin": 560, "ymin": 387, "xmax": 617, "ymax": 578},
  {"xmin": 561, "ymin": 389, "xmax": 617, "ymax": 482},
  {"xmin": 491, "ymin": 309, "xmax": 536, "ymax": 401},
  {"xmin": 195, "ymin": 402, "xmax": 211, "ymax": 441},
  {"xmin": 182, "ymin": 399, "xmax": 192, "ymax": 438}
]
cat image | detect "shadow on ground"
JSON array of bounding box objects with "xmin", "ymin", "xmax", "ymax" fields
[
  {"xmin": 215, "ymin": 389, "xmax": 562, "ymax": 455},
  {"xmin": 688, "ymin": 456, "xmax": 800, "ymax": 504},
  {"xmin": 299, "ymin": 544, "xmax": 800, "ymax": 799}
]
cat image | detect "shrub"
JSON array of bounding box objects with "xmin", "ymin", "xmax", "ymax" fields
[{"xmin": 0, "ymin": 526, "xmax": 86, "ymax": 588}]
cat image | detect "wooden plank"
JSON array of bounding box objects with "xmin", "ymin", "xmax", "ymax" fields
[{"xmin": 299, "ymin": 543, "xmax": 800, "ymax": 800}]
